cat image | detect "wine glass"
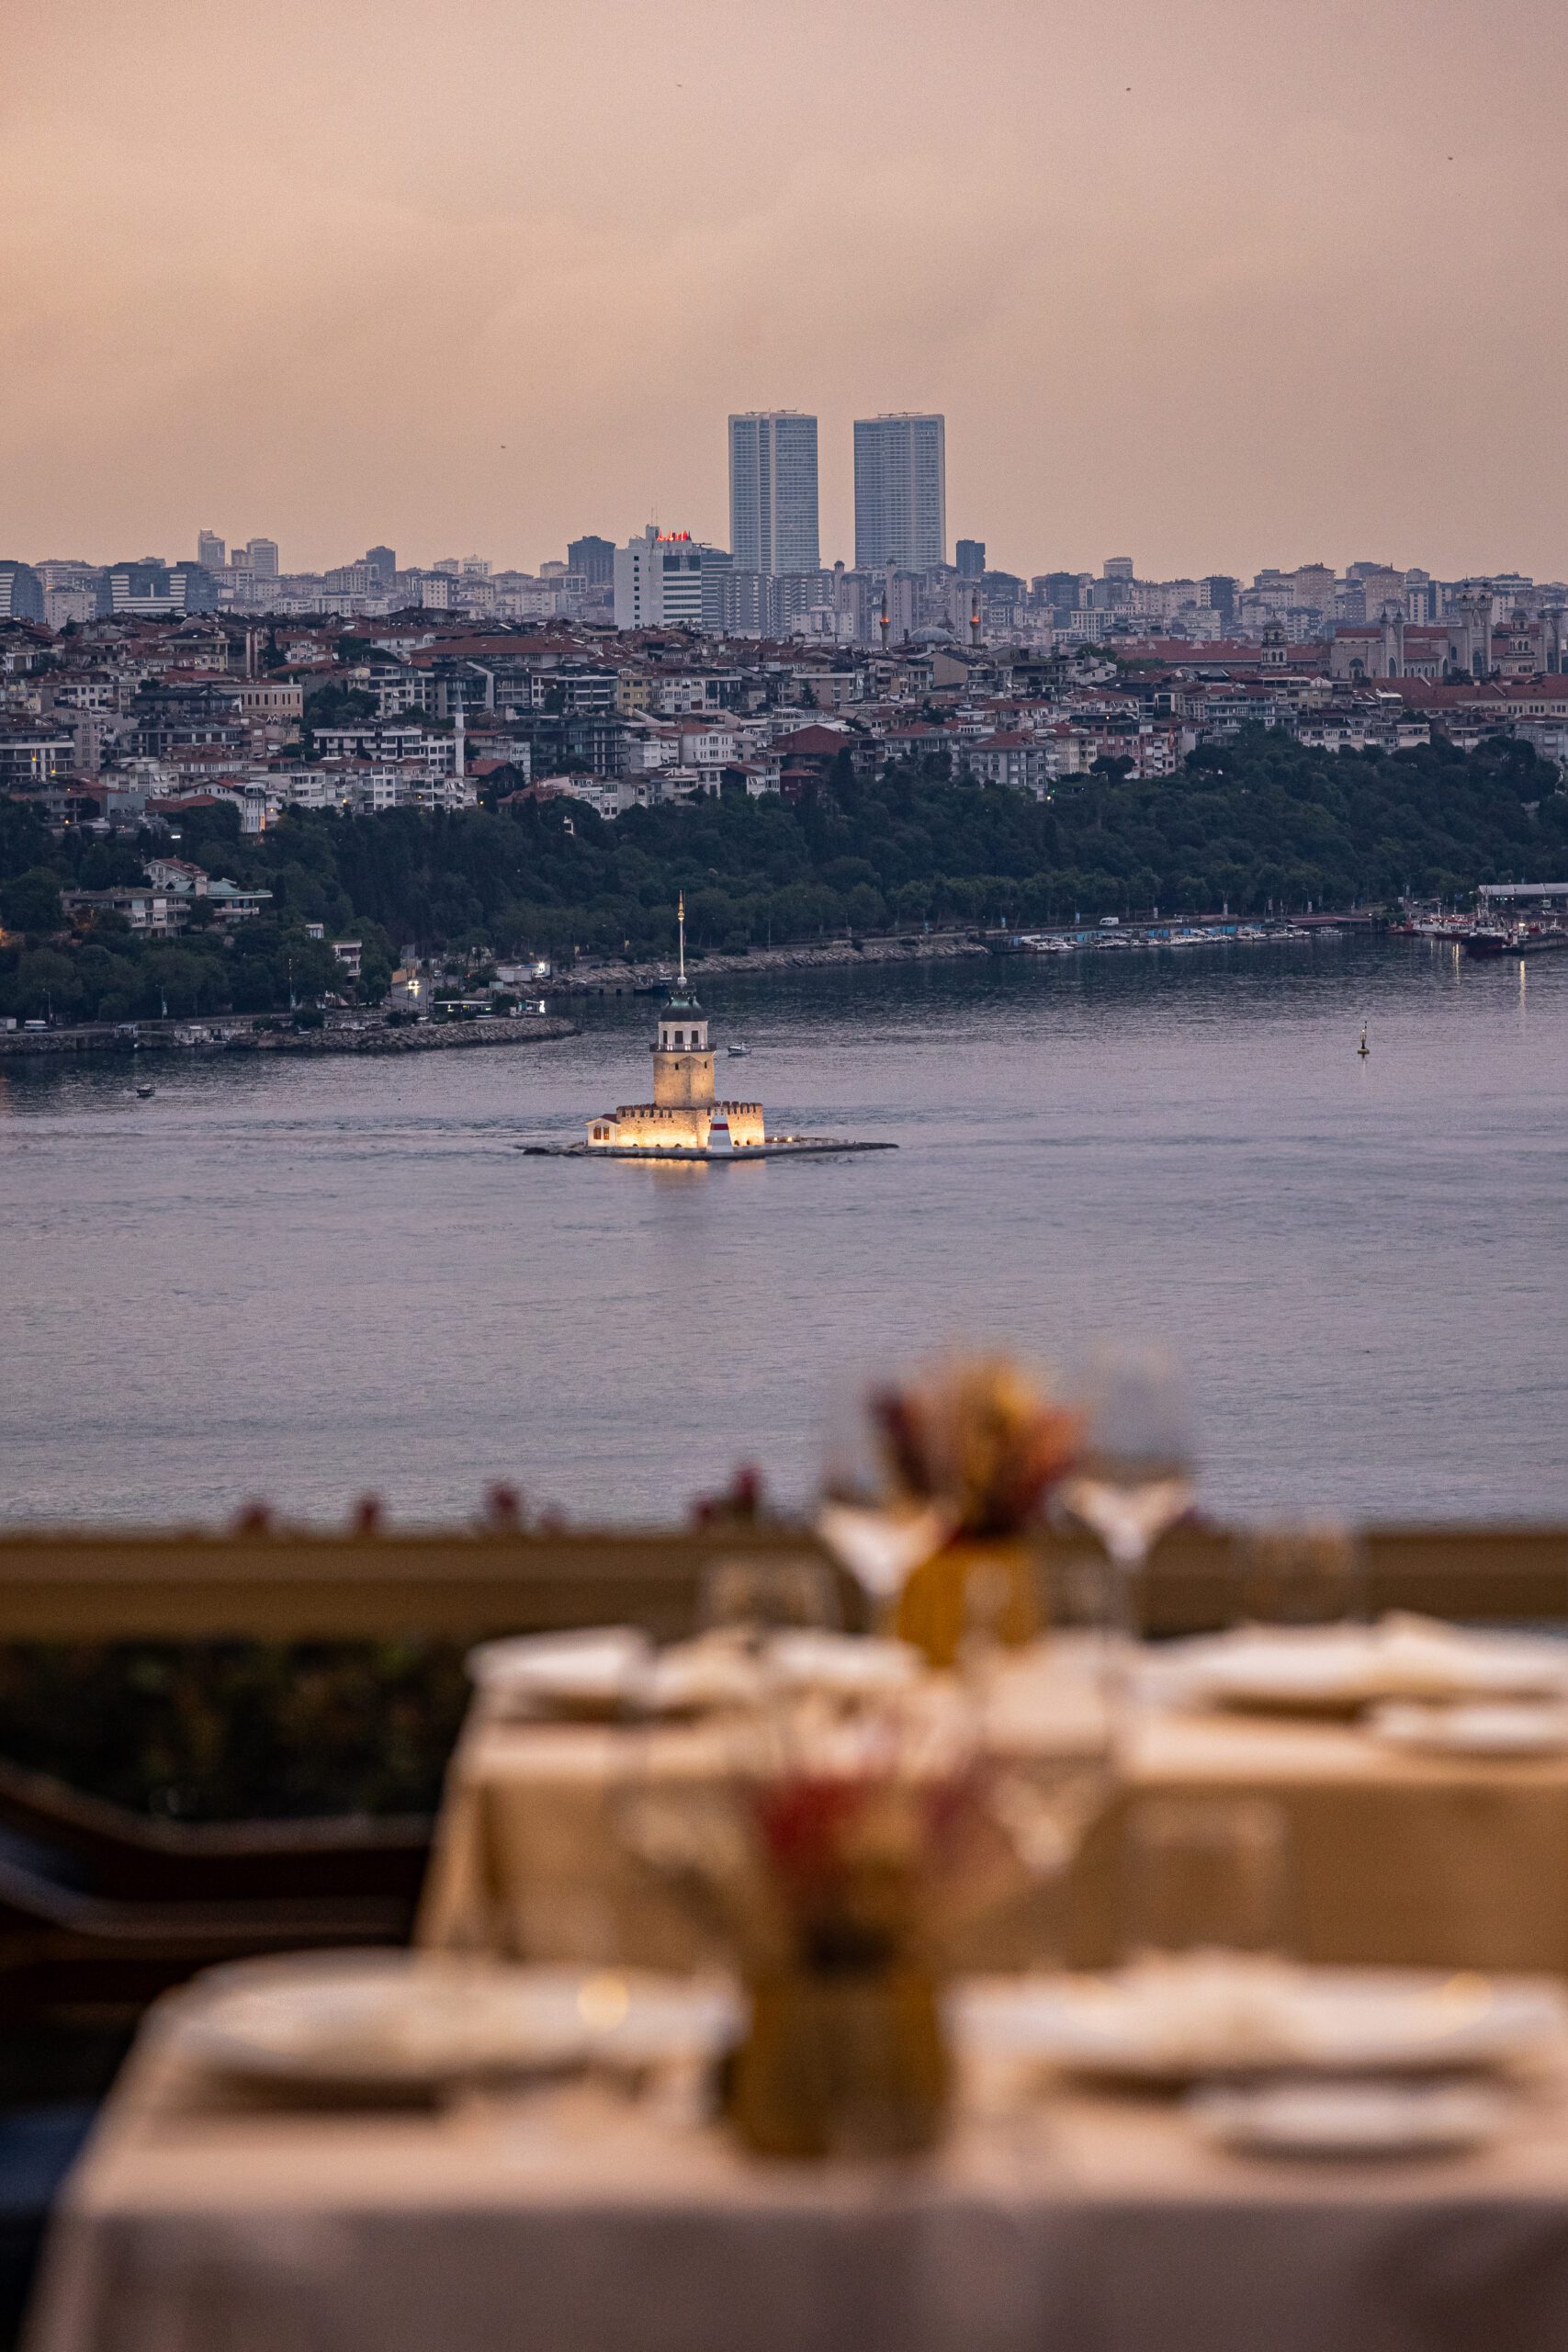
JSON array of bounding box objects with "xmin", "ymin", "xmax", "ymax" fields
[
  {"xmin": 815, "ymin": 1372, "xmax": 951, "ymax": 1628},
  {"xmin": 979, "ymin": 1550, "xmax": 1125, "ymax": 1905},
  {"xmin": 1056, "ymin": 1343, "xmax": 1196, "ymax": 1593},
  {"xmin": 695, "ymin": 1555, "xmax": 842, "ymax": 1645},
  {"xmin": 1233, "ymin": 1521, "xmax": 1365, "ymax": 1627},
  {"xmin": 1120, "ymin": 1794, "xmax": 1292, "ymax": 1962}
]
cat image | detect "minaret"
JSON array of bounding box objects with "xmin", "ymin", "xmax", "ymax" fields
[
  {"xmin": 453, "ymin": 685, "xmax": 466, "ymax": 780},
  {"xmin": 651, "ymin": 892, "xmax": 715, "ymax": 1113}
]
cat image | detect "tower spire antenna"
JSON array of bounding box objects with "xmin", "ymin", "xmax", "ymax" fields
[{"xmin": 678, "ymin": 891, "xmax": 685, "ymax": 982}]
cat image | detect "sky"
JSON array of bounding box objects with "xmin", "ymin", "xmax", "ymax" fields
[{"xmin": 3, "ymin": 0, "xmax": 1566, "ymax": 583}]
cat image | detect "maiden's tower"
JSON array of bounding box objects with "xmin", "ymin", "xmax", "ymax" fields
[{"xmin": 586, "ymin": 898, "xmax": 765, "ymax": 1154}]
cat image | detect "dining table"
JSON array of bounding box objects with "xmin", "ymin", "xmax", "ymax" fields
[
  {"xmin": 26, "ymin": 1967, "xmax": 1568, "ymax": 2352},
  {"xmin": 418, "ymin": 1640, "xmax": 1568, "ymax": 1976},
  {"xmin": 31, "ymin": 1623, "xmax": 1568, "ymax": 2352}
]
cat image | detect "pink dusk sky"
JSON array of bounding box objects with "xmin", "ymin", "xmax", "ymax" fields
[{"xmin": 3, "ymin": 0, "xmax": 1565, "ymax": 582}]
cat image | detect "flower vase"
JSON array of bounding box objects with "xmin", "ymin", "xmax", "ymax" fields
[
  {"xmin": 894, "ymin": 1535, "xmax": 1040, "ymax": 1669},
  {"xmin": 728, "ymin": 1959, "xmax": 950, "ymax": 2159}
]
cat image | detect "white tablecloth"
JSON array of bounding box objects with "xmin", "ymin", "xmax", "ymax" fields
[
  {"xmin": 26, "ymin": 1998, "xmax": 1568, "ymax": 2352},
  {"xmin": 420, "ymin": 1687, "xmax": 1568, "ymax": 1974}
]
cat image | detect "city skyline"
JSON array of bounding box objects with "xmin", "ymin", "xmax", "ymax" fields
[{"xmin": 5, "ymin": 5, "xmax": 1568, "ymax": 581}]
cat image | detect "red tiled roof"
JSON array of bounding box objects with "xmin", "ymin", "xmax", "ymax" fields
[{"xmin": 771, "ymin": 725, "xmax": 851, "ymax": 756}]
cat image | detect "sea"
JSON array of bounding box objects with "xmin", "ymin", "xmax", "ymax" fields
[{"xmin": 3, "ymin": 936, "xmax": 1565, "ymax": 1531}]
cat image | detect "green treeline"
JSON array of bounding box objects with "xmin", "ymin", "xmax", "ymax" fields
[{"xmin": 2, "ymin": 730, "xmax": 1564, "ymax": 1020}]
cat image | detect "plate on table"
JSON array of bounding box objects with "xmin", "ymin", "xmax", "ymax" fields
[
  {"xmin": 765, "ymin": 1632, "xmax": 919, "ymax": 1697},
  {"xmin": 1368, "ymin": 1700, "xmax": 1568, "ymax": 1758},
  {"xmin": 953, "ymin": 1962, "xmax": 1568, "ymax": 2085},
  {"xmin": 467, "ymin": 1628, "xmax": 651, "ymax": 1720},
  {"xmin": 1163, "ymin": 1615, "xmax": 1568, "ymax": 1719},
  {"xmin": 176, "ymin": 1953, "xmax": 741, "ymax": 2090},
  {"xmin": 1188, "ymin": 2077, "xmax": 1508, "ymax": 2160},
  {"xmin": 643, "ymin": 1638, "xmax": 765, "ymax": 1717}
]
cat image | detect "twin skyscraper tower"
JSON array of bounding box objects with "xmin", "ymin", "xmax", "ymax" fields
[{"xmin": 728, "ymin": 412, "xmax": 946, "ymax": 576}]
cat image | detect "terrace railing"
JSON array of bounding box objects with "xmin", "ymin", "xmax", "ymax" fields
[{"xmin": 0, "ymin": 1519, "xmax": 1564, "ymax": 1641}]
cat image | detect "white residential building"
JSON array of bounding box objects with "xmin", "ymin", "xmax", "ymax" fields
[
  {"xmin": 966, "ymin": 732, "xmax": 1048, "ymax": 796},
  {"xmin": 613, "ymin": 529, "xmax": 724, "ymax": 630}
]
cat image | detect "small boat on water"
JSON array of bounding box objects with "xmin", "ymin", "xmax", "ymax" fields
[
  {"xmin": 727, "ymin": 1042, "xmax": 752, "ymax": 1058},
  {"xmin": 135, "ymin": 1081, "xmax": 155, "ymax": 1099}
]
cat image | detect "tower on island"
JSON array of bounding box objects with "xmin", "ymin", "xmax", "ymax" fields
[{"xmin": 586, "ymin": 897, "xmax": 766, "ymax": 1154}]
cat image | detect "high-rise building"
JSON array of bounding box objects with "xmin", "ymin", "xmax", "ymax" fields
[
  {"xmin": 708, "ymin": 568, "xmax": 833, "ymax": 639},
  {"xmin": 366, "ymin": 546, "xmax": 397, "ymax": 587},
  {"xmin": 197, "ymin": 530, "xmax": 226, "ymax": 571},
  {"xmin": 956, "ymin": 539, "xmax": 986, "ymax": 580},
  {"xmin": 568, "ymin": 535, "xmax": 615, "ymax": 588},
  {"xmin": 1291, "ymin": 563, "xmax": 1336, "ymax": 616},
  {"xmin": 240, "ymin": 537, "xmax": 279, "ymax": 579},
  {"xmin": 613, "ymin": 527, "xmax": 728, "ymax": 630},
  {"xmin": 853, "ymin": 413, "xmax": 946, "ymax": 571},
  {"xmin": 1103, "ymin": 556, "xmax": 1134, "ymax": 582},
  {"xmin": 0, "ymin": 561, "xmax": 45, "ymax": 623},
  {"xmin": 728, "ymin": 413, "xmax": 819, "ymax": 576},
  {"xmin": 107, "ymin": 561, "xmax": 217, "ymax": 616},
  {"xmin": 1203, "ymin": 574, "xmax": 1238, "ymax": 631},
  {"xmin": 1035, "ymin": 571, "xmax": 1085, "ymax": 618}
]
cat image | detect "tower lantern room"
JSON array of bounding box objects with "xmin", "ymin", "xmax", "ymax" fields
[{"xmin": 656, "ymin": 998, "xmax": 708, "ymax": 1055}]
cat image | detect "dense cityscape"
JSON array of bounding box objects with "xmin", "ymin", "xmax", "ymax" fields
[{"xmin": 4, "ymin": 407, "xmax": 1568, "ymax": 1030}]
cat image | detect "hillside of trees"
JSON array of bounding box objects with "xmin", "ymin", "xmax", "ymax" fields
[{"xmin": 3, "ymin": 730, "xmax": 1564, "ymax": 1022}]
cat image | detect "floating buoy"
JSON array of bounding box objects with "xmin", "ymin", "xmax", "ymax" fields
[{"xmin": 1358, "ymin": 1023, "xmax": 1370, "ymax": 1059}]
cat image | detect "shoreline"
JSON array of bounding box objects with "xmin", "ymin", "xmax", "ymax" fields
[
  {"xmin": 558, "ymin": 931, "xmax": 989, "ymax": 992},
  {"xmin": 554, "ymin": 919, "xmax": 1379, "ymax": 993},
  {"xmin": 0, "ymin": 1014, "xmax": 577, "ymax": 1060}
]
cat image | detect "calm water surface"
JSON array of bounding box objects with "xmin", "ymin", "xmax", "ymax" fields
[{"xmin": 3, "ymin": 939, "xmax": 1564, "ymax": 1527}]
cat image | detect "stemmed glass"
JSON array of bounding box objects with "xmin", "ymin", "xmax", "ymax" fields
[
  {"xmin": 1055, "ymin": 1343, "xmax": 1196, "ymax": 1604},
  {"xmin": 815, "ymin": 1378, "xmax": 951, "ymax": 1628},
  {"xmin": 1233, "ymin": 1521, "xmax": 1364, "ymax": 1627},
  {"xmin": 979, "ymin": 1548, "xmax": 1125, "ymax": 1894},
  {"xmin": 695, "ymin": 1556, "xmax": 842, "ymax": 1646}
]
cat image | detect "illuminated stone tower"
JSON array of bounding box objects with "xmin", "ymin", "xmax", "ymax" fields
[
  {"xmin": 585, "ymin": 895, "xmax": 766, "ymax": 1153},
  {"xmin": 651, "ymin": 896, "xmax": 715, "ymax": 1112}
]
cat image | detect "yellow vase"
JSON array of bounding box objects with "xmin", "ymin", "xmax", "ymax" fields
[
  {"xmin": 894, "ymin": 1536, "xmax": 1040, "ymax": 1669},
  {"xmin": 729, "ymin": 1962, "xmax": 950, "ymax": 2160}
]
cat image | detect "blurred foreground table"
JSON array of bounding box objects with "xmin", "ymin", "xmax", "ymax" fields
[
  {"xmin": 28, "ymin": 1996, "xmax": 1568, "ymax": 2352},
  {"xmin": 420, "ymin": 1670, "xmax": 1568, "ymax": 1975}
]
